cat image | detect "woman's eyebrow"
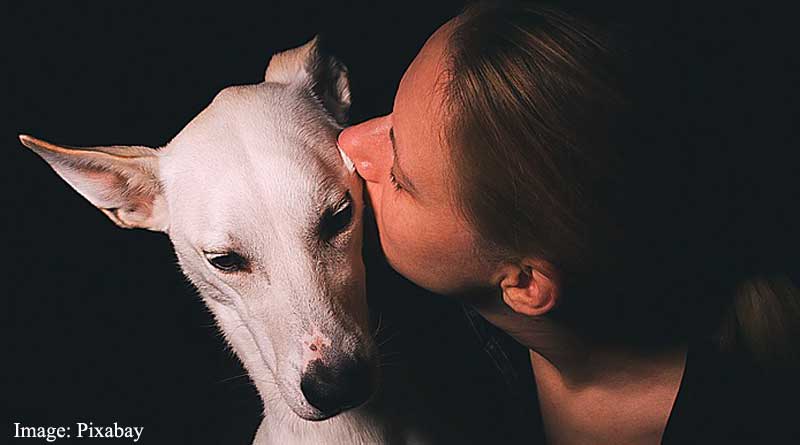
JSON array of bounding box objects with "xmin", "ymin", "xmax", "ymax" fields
[{"xmin": 389, "ymin": 127, "xmax": 419, "ymax": 195}]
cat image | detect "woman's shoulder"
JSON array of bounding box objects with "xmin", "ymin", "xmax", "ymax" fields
[
  {"xmin": 462, "ymin": 308, "xmax": 800, "ymax": 444},
  {"xmin": 663, "ymin": 337, "xmax": 799, "ymax": 444}
]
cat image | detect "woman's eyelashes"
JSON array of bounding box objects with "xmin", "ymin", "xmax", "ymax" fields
[{"xmin": 389, "ymin": 170, "xmax": 403, "ymax": 191}]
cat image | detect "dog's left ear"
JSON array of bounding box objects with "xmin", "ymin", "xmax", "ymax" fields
[{"xmin": 264, "ymin": 36, "xmax": 351, "ymax": 125}]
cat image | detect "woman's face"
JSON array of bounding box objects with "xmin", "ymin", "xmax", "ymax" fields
[{"xmin": 338, "ymin": 21, "xmax": 496, "ymax": 296}]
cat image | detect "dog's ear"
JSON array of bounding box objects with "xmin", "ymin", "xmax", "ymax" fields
[
  {"xmin": 19, "ymin": 134, "xmax": 169, "ymax": 232},
  {"xmin": 264, "ymin": 36, "xmax": 351, "ymax": 125}
]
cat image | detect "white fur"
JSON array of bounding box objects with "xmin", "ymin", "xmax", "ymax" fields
[{"xmin": 20, "ymin": 38, "xmax": 425, "ymax": 445}]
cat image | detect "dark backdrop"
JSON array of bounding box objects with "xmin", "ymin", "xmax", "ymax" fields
[
  {"xmin": 2, "ymin": 2, "xmax": 505, "ymax": 444},
  {"xmin": 2, "ymin": 1, "xmax": 798, "ymax": 444},
  {"xmin": 1, "ymin": 2, "xmax": 463, "ymax": 443}
]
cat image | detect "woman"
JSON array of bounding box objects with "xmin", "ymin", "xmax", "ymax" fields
[{"xmin": 339, "ymin": 2, "xmax": 798, "ymax": 444}]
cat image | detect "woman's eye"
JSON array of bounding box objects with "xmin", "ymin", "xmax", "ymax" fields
[
  {"xmin": 321, "ymin": 193, "xmax": 354, "ymax": 240},
  {"xmin": 205, "ymin": 252, "xmax": 247, "ymax": 272}
]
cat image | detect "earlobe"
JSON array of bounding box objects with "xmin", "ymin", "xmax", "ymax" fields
[{"xmin": 498, "ymin": 260, "xmax": 560, "ymax": 317}]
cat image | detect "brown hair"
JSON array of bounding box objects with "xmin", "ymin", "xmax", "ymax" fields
[{"xmin": 442, "ymin": 1, "xmax": 799, "ymax": 365}]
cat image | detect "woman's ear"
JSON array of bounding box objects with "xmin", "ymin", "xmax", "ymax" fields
[{"xmin": 497, "ymin": 259, "xmax": 560, "ymax": 316}]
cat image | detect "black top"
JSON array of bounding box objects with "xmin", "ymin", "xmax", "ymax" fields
[
  {"xmin": 364, "ymin": 214, "xmax": 797, "ymax": 443},
  {"xmin": 461, "ymin": 305, "xmax": 799, "ymax": 444}
]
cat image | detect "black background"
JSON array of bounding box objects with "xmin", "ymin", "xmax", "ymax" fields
[
  {"xmin": 2, "ymin": 1, "xmax": 798, "ymax": 444},
  {"xmin": 2, "ymin": 2, "xmax": 498, "ymax": 444}
]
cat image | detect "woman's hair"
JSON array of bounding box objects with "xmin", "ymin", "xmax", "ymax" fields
[{"xmin": 441, "ymin": 1, "xmax": 799, "ymax": 367}]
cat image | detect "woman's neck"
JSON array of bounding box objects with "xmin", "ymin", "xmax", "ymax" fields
[{"xmin": 472, "ymin": 301, "xmax": 687, "ymax": 444}]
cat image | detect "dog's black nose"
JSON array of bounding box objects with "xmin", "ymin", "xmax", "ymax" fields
[{"xmin": 300, "ymin": 358, "xmax": 374, "ymax": 415}]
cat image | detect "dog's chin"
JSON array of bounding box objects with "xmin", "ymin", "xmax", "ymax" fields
[
  {"xmin": 285, "ymin": 400, "xmax": 342, "ymax": 422},
  {"xmin": 295, "ymin": 408, "xmax": 341, "ymax": 422},
  {"xmin": 286, "ymin": 391, "xmax": 374, "ymax": 422}
]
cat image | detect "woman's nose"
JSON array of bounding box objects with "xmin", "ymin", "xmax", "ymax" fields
[{"xmin": 338, "ymin": 115, "xmax": 392, "ymax": 183}]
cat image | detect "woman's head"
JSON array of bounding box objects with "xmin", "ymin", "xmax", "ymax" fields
[
  {"xmin": 339, "ymin": 3, "xmax": 631, "ymax": 309},
  {"xmin": 339, "ymin": 1, "xmax": 798, "ymax": 352}
]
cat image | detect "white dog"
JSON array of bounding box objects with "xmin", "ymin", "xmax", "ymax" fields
[{"xmin": 20, "ymin": 38, "xmax": 421, "ymax": 444}]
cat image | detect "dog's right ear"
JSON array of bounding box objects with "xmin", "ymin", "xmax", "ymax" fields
[
  {"xmin": 19, "ymin": 134, "xmax": 169, "ymax": 232},
  {"xmin": 264, "ymin": 36, "xmax": 351, "ymax": 125}
]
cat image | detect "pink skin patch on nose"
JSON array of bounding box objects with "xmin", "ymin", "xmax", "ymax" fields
[
  {"xmin": 359, "ymin": 161, "xmax": 372, "ymax": 171},
  {"xmin": 302, "ymin": 326, "xmax": 332, "ymax": 370}
]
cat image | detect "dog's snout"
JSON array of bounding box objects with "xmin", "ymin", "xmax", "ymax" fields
[{"xmin": 300, "ymin": 357, "xmax": 374, "ymax": 416}]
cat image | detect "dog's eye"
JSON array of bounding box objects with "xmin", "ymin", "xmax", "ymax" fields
[
  {"xmin": 205, "ymin": 251, "xmax": 248, "ymax": 272},
  {"xmin": 321, "ymin": 192, "xmax": 354, "ymax": 240}
]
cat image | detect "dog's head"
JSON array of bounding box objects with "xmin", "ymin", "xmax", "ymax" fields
[{"xmin": 19, "ymin": 37, "xmax": 377, "ymax": 421}]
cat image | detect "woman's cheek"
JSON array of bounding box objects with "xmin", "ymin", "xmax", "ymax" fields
[
  {"xmin": 366, "ymin": 183, "xmax": 394, "ymax": 244},
  {"xmin": 378, "ymin": 187, "xmax": 401, "ymax": 240},
  {"xmin": 377, "ymin": 190, "xmax": 415, "ymax": 258}
]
